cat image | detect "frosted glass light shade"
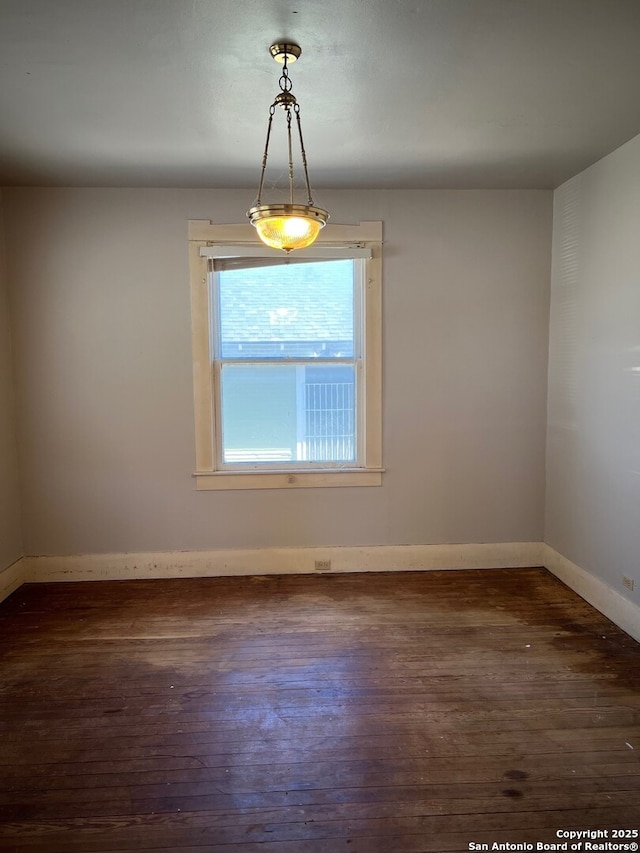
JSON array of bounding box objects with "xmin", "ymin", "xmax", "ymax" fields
[{"xmin": 248, "ymin": 203, "xmax": 329, "ymax": 252}]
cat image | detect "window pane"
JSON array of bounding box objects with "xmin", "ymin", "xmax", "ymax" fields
[
  {"xmin": 218, "ymin": 260, "xmax": 354, "ymax": 359},
  {"xmin": 221, "ymin": 363, "xmax": 356, "ymax": 464}
]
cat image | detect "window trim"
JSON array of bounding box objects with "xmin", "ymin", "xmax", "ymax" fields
[{"xmin": 188, "ymin": 219, "xmax": 383, "ymax": 490}]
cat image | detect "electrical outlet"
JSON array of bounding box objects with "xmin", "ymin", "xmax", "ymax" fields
[
  {"xmin": 623, "ymin": 575, "xmax": 635, "ymax": 592},
  {"xmin": 314, "ymin": 560, "xmax": 332, "ymax": 572}
]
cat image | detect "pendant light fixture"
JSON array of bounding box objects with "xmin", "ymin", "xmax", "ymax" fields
[{"xmin": 247, "ymin": 42, "xmax": 329, "ymax": 253}]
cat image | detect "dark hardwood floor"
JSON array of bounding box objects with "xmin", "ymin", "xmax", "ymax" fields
[{"xmin": 0, "ymin": 568, "xmax": 639, "ymax": 852}]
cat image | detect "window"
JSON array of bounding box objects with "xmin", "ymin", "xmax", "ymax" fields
[{"xmin": 188, "ymin": 220, "xmax": 382, "ymax": 489}]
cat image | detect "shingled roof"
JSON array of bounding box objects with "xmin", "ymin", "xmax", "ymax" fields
[{"xmin": 219, "ymin": 259, "xmax": 354, "ymax": 358}]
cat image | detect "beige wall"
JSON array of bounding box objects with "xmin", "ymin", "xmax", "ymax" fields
[
  {"xmin": 546, "ymin": 133, "xmax": 640, "ymax": 601},
  {"xmin": 3, "ymin": 188, "xmax": 551, "ymax": 556},
  {"xmin": 0, "ymin": 191, "xmax": 22, "ymax": 571}
]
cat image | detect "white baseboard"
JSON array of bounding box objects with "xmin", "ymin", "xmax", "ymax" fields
[
  {"xmin": 23, "ymin": 541, "xmax": 543, "ymax": 584},
  {"xmin": 544, "ymin": 545, "xmax": 640, "ymax": 643},
  {"xmin": 0, "ymin": 557, "xmax": 25, "ymax": 604}
]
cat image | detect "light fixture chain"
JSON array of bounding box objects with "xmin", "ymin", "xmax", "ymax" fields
[
  {"xmin": 286, "ymin": 107, "xmax": 295, "ymax": 205},
  {"xmin": 255, "ymin": 105, "xmax": 276, "ymax": 205},
  {"xmin": 279, "ymin": 53, "xmax": 293, "ymax": 94},
  {"xmin": 294, "ymin": 104, "xmax": 315, "ymax": 206}
]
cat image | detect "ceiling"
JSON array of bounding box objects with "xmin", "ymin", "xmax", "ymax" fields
[{"xmin": 1, "ymin": 0, "xmax": 640, "ymax": 190}]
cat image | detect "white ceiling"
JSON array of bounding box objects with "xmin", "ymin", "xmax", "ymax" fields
[{"xmin": 1, "ymin": 0, "xmax": 640, "ymax": 190}]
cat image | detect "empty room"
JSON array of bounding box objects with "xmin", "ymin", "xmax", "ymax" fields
[{"xmin": 0, "ymin": 1, "xmax": 639, "ymax": 851}]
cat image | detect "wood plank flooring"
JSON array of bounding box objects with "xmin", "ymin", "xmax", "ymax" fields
[{"xmin": 0, "ymin": 568, "xmax": 639, "ymax": 852}]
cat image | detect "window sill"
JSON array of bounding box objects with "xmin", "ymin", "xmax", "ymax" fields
[{"xmin": 193, "ymin": 468, "xmax": 384, "ymax": 490}]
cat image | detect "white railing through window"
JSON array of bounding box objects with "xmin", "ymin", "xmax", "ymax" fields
[{"xmin": 303, "ymin": 381, "xmax": 355, "ymax": 462}]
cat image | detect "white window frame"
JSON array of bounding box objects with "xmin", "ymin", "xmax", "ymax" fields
[{"xmin": 188, "ymin": 219, "xmax": 383, "ymax": 490}]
